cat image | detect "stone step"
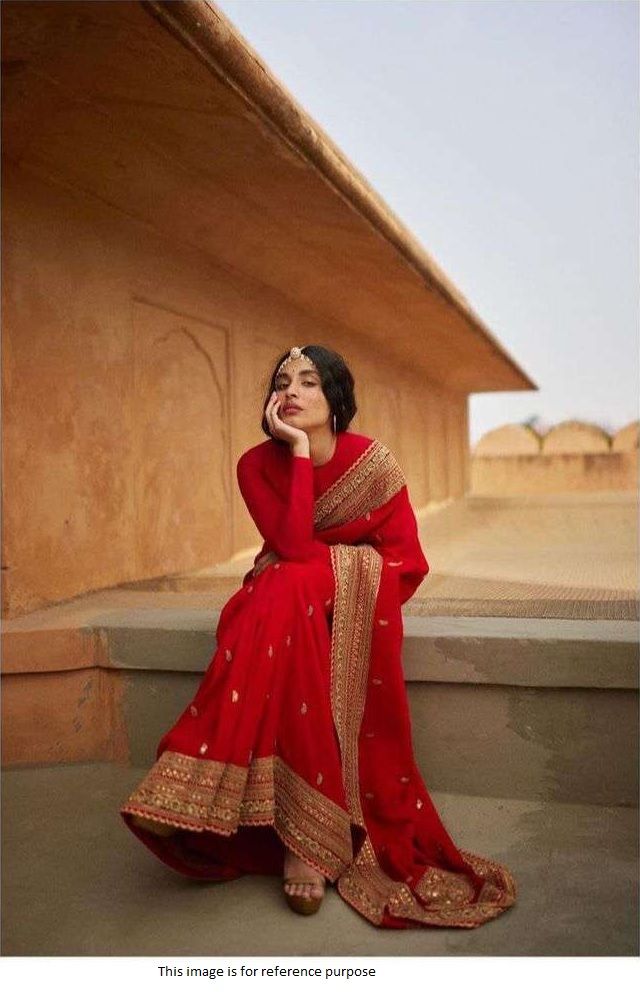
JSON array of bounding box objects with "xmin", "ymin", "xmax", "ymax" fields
[
  {"xmin": 95, "ymin": 608, "xmax": 638, "ymax": 808},
  {"xmin": 98, "ymin": 608, "xmax": 638, "ymax": 686}
]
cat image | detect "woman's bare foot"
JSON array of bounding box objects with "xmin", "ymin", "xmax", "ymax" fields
[{"xmin": 283, "ymin": 848, "xmax": 325, "ymax": 900}]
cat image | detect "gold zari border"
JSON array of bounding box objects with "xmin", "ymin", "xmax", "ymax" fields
[
  {"xmin": 329, "ymin": 543, "xmax": 381, "ymax": 818},
  {"xmin": 328, "ymin": 539, "xmax": 517, "ymax": 927},
  {"xmin": 120, "ymin": 751, "xmax": 353, "ymax": 881},
  {"xmin": 314, "ymin": 441, "xmax": 406, "ymax": 531}
]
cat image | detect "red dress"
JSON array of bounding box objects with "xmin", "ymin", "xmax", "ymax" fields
[{"xmin": 120, "ymin": 431, "xmax": 516, "ymax": 928}]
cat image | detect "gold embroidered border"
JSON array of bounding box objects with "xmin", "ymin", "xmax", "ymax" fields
[
  {"xmin": 120, "ymin": 751, "xmax": 353, "ymax": 881},
  {"xmin": 314, "ymin": 441, "xmax": 406, "ymax": 531},
  {"xmin": 384, "ymin": 848, "xmax": 517, "ymax": 928},
  {"xmin": 415, "ymin": 864, "xmax": 476, "ymax": 906},
  {"xmin": 328, "ymin": 544, "xmax": 382, "ymax": 819},
  {"xmin": 337, "ymin": 838, "xmax": 517, "ymax": 929},
  {"xmin": 328, "ymin": 539, "xmax": 517, "ymax": 927},
  {"xmin": 329, "ymin": 543, "xmax": 400, "ymax": 924},
  {"xmin": 336, "ymin": 838, "xmax": 401, "ymax": 925}
]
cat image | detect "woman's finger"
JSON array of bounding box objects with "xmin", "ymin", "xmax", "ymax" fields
[{"xmin": 265, "ymin": 392, "xmax": 277, "ymax": 426}]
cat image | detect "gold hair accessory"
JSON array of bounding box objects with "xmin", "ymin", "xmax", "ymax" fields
[{"xmin": 276, "ymin": 346, "xmax": 317, "ymax": 376}]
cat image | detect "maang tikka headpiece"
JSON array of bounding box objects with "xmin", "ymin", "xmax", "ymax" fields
[
  {"xmin": 275, "ymin": 345, "xmax": 337, "ymax": 434},
  {"xmin": 276, "ymin": 345, "xmax": 318, "ymax": 376}
]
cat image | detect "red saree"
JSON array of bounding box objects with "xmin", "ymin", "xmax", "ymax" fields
[{"xmin": 120, "ymin": 431, "xmax": 516, "ymax": 928}]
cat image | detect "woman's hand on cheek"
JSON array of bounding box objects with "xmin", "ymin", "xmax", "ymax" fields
[{"xmin": 265, "ymin": 392, "xmax": 309, "ymax": 448}]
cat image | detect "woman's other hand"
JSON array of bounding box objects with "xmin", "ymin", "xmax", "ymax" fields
[{"xmin": 265, "ymin": 392, "xmax": 310, "ymax": 455}]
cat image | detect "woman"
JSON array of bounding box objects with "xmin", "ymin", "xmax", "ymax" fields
[{"xmin": 120, "ymin": 344, "xmax": 517, "ymax": 927}]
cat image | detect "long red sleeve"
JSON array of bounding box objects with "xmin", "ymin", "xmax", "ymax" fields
[{"xmin": 237, "ymin": 451, "xmax": 331, "ymax": 565}]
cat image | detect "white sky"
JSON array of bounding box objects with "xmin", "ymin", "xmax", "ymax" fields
[{"xmin": 215, "ymin": 0, "xmax": 638, "ymax": 445}]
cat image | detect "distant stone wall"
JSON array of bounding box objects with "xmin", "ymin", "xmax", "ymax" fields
[
  {"xmin": 472, "ymin": 420, "xmax": 638, "ymax": 494},
  {"xmin": 473, "ymin": 424, "xmax": 542, "ymax": 456},
  {"xmin": 543, "ymin": 421, "xmax": 611, "ymax": 454}
]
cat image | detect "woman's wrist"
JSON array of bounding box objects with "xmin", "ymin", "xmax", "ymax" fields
[{"xmin": 291, "ymin": 440, "xmax": 310, "ymax": 459}]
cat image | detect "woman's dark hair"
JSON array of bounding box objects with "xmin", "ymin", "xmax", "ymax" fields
[{"xmin": 261, "ymin": 345, "xmax": 357, "ymax": 442}]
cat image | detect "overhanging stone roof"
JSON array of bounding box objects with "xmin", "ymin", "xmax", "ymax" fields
[{"xmin": 3, "ymin": 0, "xmax": 537, "ymax": 393}]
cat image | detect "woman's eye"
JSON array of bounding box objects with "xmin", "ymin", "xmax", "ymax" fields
[{"xmin": 274, "ymin": 381, "xmax": 315, "ymax": 389}]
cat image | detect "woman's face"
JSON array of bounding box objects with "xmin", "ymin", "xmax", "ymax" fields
[{"xmin": 273, "ymin": 358, "xmax": 332, "ymax": 432}]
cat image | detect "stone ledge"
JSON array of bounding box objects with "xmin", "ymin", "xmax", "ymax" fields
[
  {"xmin": 3, "ymin": 607, "xmax": 637, "ymax": 689},
  {"xmin": 95, "ymin": 611, "xmax": 639, "ymax": 690}
]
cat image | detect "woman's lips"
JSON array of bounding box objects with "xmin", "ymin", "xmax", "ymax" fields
[{"xmin": 283, "ymin": 406, "xmax": 302, "ymax": 414}]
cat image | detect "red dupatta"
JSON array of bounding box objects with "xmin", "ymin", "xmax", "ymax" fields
[{"xmin": 286, "ymin": 438, "xmax": 518, "ymax": 929}]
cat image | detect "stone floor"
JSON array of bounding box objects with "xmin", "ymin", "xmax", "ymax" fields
[
  {"xmin": 4, "ymin": 491, "xmax": 637, "ymax": 630},
  {"xmin": 2, "ymin": 762, "xmax": 637, "ymax": 957}
]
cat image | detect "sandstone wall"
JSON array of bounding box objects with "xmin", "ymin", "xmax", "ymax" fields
[{"xmin": 2, "ymin": 162, "xmax": 469, "ymax": 618}]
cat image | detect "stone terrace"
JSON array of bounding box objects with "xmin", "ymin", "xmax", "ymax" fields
[{"xmin": 2, "ymin": 490, "xmax": 638, "ymax": 955}]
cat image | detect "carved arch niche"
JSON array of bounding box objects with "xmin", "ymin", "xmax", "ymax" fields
[{"xmin": 132, "ymin": 299, "xmax": 230, "ymax": 576}]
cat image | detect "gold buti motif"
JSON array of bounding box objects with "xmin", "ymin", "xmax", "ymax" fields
[
  {"xmin": 231, "ymin": 690, "xmax": 239, "ymax": 703},
  {"xmin": 199, "ymin": 743, "xmax": 208, "ymax": 755},
  {"xmin": 377, "ymin": 619, "xmax": 389, "ymax": 626},
  {"xmin": 225, "ymin": 650, "xmax": 232, "ymax": 661},
  {"xmin": 316, "ymin": 773, "xmax": 324, "ymax": 785},
  {"xmin": 120, "ymin": 750, "xmax": 354, "ymax": 881},
  {"xmin": 267, "ymin": 645, "xmax": 274, "ymax": 658},
  {"xmin": 286, "ymin": 635, "xmax": 292, "ymax": 647},
  {"xmin": 189, "ymin": 705, "xmax": 198, "ymax": 717},
  {"xmin": 307, "ymin": 604, "xmax": 314, "ymax": 616},
  {"xmin": 300, "ymin": 702, "xmax": 308, "ymax": 715}
]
